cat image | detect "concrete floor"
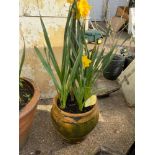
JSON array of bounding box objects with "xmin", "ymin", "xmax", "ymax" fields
[
  {"xmin": 88, "ymin": 21, "xmax": 135, "ymax": 55},
  {"xmin": 20, "ymin": 76, "xmax": 135, "ymax": 155},
  {"xmin": 88, "ymin": 32, "xmax": 135, "ymax": 55}
]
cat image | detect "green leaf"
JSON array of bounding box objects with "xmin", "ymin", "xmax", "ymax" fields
[
  {"xmin": 61, "ymin": 2, "xmax": 76, "ymax": 80},
  {"xmin": 102, "ymin": 45, "xmax": 116, "ymax": 71},
  {"xmin": 34, "ymin": 46, "xmax": 61, "ymax": 92},
  {"xmin": 40, "ymin": 16, "xmax": 61, "ymax": 82},
  {"xmin": 68, "ymin": 45, "xmax": 83, "ymax": 89},
  {"xmin": 43, "ymin": 46, "xmax": 50, "ymax": 65},
  {"xmin": 73, "ymin": 86, "xmax": 84, "ymax": 111}
]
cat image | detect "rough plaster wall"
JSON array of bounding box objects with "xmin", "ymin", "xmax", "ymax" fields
[
  {"xmin": 19, "ymin": 0, "xmax": 69, "ymax": 98},
  {"xmin": 117, "ymin": 60, "xmax": 135, "ymax": 107},
  {"xmin": 19, "ymin": 0, "xmax": 69, "ymax": 17}
]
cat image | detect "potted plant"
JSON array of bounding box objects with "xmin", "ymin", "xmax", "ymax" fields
[
  {"xmin": 34, "ymin": 0, "xmax": 114, "ymax": 143},
  {"xmin": 19, "ymin": 38, "xmax": 40, "ymax": 149}
]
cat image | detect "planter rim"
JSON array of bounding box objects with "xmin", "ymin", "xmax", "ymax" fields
[
  {"xmin": 52, "ymin": 95, "xmax": 98, "ymax": 117},
  {"xmin": 19, "ymin": 77, "xmax": 40, "ymax": 119}
]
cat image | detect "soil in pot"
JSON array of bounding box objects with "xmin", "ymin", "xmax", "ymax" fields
[
  {"xmin": 57, "ymin": 95, "xmax": 93, "ymax": 114},
  {"xmin": 19, "ymin": 79, "xmax": 34, "ymax": 110}
]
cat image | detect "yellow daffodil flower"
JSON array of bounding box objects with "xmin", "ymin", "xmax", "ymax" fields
[
  {"xmin": 82, "ymin": 55, "xmax": 91, "ymax": 69},
  {"xmin": 77, "ymin": 0, "xmax": 91, "ymax": 18}
]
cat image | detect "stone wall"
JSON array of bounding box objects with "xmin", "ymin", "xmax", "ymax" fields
[{"xmin": 19, "ymin": 0, "xmax": 69, "ymax": 98}]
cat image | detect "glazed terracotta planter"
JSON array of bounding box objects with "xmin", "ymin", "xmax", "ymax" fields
[
  {"xmin": 51, "ymin": 96, "xmax": 99, "ymax": 143},
  {"xmin": 19, "ymin": 78, "xmax": 40, "ymax": 149}
]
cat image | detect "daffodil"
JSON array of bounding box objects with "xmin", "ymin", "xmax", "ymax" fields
[
  {"xmin": 82, "ymin": 55, "xmax": 91, "ymax": 69},
  {"xmin": 77, "ymin": 0, "xmax": 91, "ymax": 18}
]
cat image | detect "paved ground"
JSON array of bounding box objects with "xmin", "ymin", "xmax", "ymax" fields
[
  {"xmin": 20, "ymin": 76, "xmax": 135, "ymax": 155},
  {"xmin": 88, "ymin": 21, "xmax": 135, "ymax": 55}
]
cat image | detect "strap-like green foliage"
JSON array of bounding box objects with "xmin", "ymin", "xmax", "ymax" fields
[
  {"xmin": 34, "ymin": 0, "xmax": 117, "ymax": 111},
  {"xmin": 34, "ymin": 46, "xmax": 61, "ymax": 92},
  {"xmin": 34, "ymin": 1, "xmax": 84, "ymax": 109},
  {"xmin": 39, "ymin": 17, "xmax": 62, "ymax": 82}
]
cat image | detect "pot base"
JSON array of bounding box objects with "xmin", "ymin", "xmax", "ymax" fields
[
  {"xmin": 19, "ymin": 131, "xmax": 29, "ymax": 150},
  {"xmin": 63, "ymin": 136, "xmax": 86, "ymax": 144}
]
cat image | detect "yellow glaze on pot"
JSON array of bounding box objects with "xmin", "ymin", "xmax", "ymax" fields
[{"xmin": 51, "ymin": 96, "xmax": 99, "ymax": 143}]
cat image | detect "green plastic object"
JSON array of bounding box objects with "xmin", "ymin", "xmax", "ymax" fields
[{"xmin": 85, "ymin": 29, "xmax": 103, "ymax": 44}]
